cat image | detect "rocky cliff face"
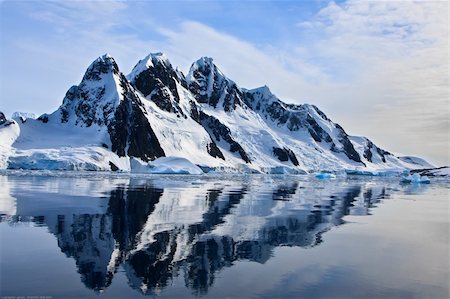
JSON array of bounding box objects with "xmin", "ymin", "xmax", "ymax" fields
[
  {"xmin": 127, "ymin": 53, "xmax": 228, "ymax": 164},
  {"xmin": 243, "ymin": 86, "xmax": 363, "ymax": 164},
  {"xmin": 43, "ymin": 54, "xmax": 165, "ymax": 161},
  {"xmin": 128, "ymin": 53, "xmax": 186, "ymax": 117},
  {"xmin": 186, "ymin": 57, "xmax": 244, "ymax": 112}
]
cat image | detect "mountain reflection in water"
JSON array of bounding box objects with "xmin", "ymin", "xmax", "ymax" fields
[{"xmin": 0, "ymin": 174, "xmax": 421, "ymax": 296}]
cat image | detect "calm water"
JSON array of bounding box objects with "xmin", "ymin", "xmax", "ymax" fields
[{"xmin": 0, "ymin": 172, "xmax": 448, "ymax": 299}]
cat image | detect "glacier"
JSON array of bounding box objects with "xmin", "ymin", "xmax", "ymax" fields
[{"xmin": 400, "ymin": 173, "xmax": 431, "ymax": 184}]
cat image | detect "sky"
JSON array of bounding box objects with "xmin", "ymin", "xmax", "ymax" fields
[{"xmin": 0, "ymin": 0, "xmax": 448, "ymax": 165}]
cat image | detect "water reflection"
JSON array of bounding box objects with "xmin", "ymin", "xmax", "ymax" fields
[{"xmin": 0, "ymin": 174, "xmax": 429, "ymax": 296}]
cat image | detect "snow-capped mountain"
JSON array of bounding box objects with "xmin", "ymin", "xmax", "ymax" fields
[
  {"xmin": 47, "ymin": 54, "xmax": 165, "ymax": 161},
  {"xmin": 0, "ymin": 52, "xmax": 434, "ymax": 173},
  {"xmin": 127, "ymin": 53, "xmax": 227, "ymax": 166}
]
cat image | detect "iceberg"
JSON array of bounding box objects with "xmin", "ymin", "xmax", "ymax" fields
[{"xmin": 400, "ymin": 173, "xmax": 430, "ymax": 184}]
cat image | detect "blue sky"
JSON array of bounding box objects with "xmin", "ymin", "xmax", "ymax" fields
[{"xmin": 0, "ymin": 0, "xmax": 448, "ymax": 165}]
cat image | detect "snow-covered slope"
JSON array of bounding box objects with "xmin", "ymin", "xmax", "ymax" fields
[
  {"xmin": 127, "ymin": 53, "xmax": 229, "ymax": 167},
  {"xmin": 0, "ymin": 52, "xmax": 435, "ymax": 173},
  {"xmin": 186, "ymin": 57, "xmax": 433, "ymax": 172},
  {"xmin": 398, "ymin": 156, "xmax": 435, "ymax": 169},
  {"xmin": 4, "ymin": 55, "xmax": 166, "ymax": 171}
]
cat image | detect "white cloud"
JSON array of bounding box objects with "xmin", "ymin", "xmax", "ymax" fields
[
  {"xmin": 153, "ymin": 21, "xmax": 313, "ymax": 93},
  {"xmin": 286, "ymin": 0, "xmax": 449, "ymax": 165},
  {"xmin": 29, "ymin": 1, "xmax": 128, "ymax": 27}
]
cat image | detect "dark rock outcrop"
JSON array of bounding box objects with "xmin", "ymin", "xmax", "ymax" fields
[
  {"xmin": 56, "ymin": 54, "xmax": 165, "ymax": 161},
  {"xmin": 130, "ymin": 53, "xmax": 185, "ymax": 117},
  {"xmin": 273, "ymin": 147, "xmax": 299, "ymax": 166},
  {"xmin": 0, "ymin": 112, "xmax": 9, "ymax": 126},
  {"xmin": 187, "ymin": 57, "xmax": 244, "ymax": 112},
  {"xmin": 244, "ymin": 87, "xmax": 363, "ymax": 164},
  {"xmin": 199, "ymin": 111, "xmax": 250, "ymax": 163},
  {"xmin": 108, "ymin": 74, "xmax": 165, "ymax": 161},
  {"xmin": 363, "ymin": 138, "xmax": 390, "ymax": 163}
]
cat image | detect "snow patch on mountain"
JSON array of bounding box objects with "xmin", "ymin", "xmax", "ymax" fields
[
  {"xmin": 127, "ymin": 53, "xmax": 231, "ymax": 167},
  {"xmin": 398, "ymin": 156, "xmax": 435, "ymax": 169}
]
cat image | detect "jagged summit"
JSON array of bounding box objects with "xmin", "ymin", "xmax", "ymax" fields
[
  {"xmin": 93, "ymin": 53, "xmax": 115, "ymax": 63},
  {"xmin": 127, "ymin": 52, "xmax": 173, "ymax": 82},
  {"xmin": 36, "ymin": 53, "xmax": 166, "ymax": 162},
  {"xmin": 249, "ymin": 85, "xmax": 272, "ymax": 94},
  {"xmin": 186, "ymin": 56, "xmax": 229, "ymax": 86},
  {"xmin": 127, "ymin": 52, "xmax": 188, "ymax": 116},
  {"xmin": 187, "ymin": 56, "xmax": 244, "ymax": 111},
  {"xmin": 194, "ymin": 56, "xmax": 214, "ymax": 65},
  {"xmin": 83, "ymin": 54, "xmax": 120, "ymax": 81},
  {"xmin": 243, "ymin": 85, "xmax": 278, "ymax": 109},
  {"xmin": 187, "ymin": 57, "xmax": 215, "ymax": 73},
  {"xmin": 54, "ymin": 54, "xmax": 126, "ymax": 127},
  {"xmin": 0, "ymin": 51, "xmax": 435, "ymax": 173}
]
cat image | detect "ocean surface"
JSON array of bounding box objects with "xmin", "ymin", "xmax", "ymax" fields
[{"xmin": 0, "ymin": 171, "xmax": 449, "ymax": 299}]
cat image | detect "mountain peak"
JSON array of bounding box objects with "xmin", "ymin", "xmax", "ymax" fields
[
  {"xmin": 150, "ymin": 51, "xmax": 167, "ymax": 59},
  {"xmin": 102, "ymin": 53, "xmax": 113, "ymax": 59},
  {"xmin": 249, "ymin": 85, "xmax": 273, "ymax": 96},
  {"xmin": 193, "ymin": 56, "xmax": 214, "ymax": 68},
  {"xmin": 92, "ymin": 53, "xmax": 117, "ymax": 66},
  {"xmin": 127, "ymin": 52, "xmax": 173, "ymax": 82},
  {"xmin": 186, "ymin": 57, "xmax": 244, "ymax": 111},
  {"xmin": 146, "ymin": 52, "xmax": 171, "ymax": 67},
  {"xmin": 186, "ymin": 57, "xmax": 225, "ymax": 84},
  {"xmin": 84, "ymin": 54, "xmax": 120, "ymax": 81}
]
